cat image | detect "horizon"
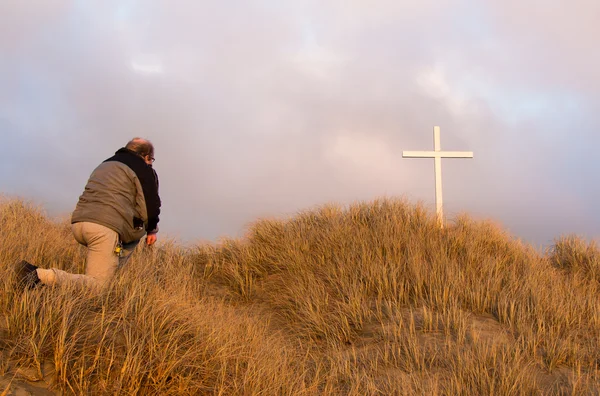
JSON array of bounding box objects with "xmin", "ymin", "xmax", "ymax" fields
[{"xmin": 1, "ymin": 193, "xmax": 592, "ymax": 252}]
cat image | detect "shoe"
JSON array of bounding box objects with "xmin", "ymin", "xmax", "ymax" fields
[{"xmin": 15, "ymin": 260, "xmax": 41, "ymax": 289}]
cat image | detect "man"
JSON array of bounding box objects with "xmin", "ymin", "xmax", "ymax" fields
[{"xmin": 16, "ymin": 137, "xmax": 161, "ymax": 289}]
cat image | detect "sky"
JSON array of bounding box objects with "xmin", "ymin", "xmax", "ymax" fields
[{"xmin": 1, "ymin": 0, "xmax": 598, "ymax": 248}]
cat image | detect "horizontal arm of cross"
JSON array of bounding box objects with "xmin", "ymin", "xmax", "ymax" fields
[{"xmin": 402, "ymin": 151, "xmax": 474, "ymax": 158}]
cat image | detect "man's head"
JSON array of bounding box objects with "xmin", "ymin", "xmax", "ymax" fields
[{"xmin": 126, "ymin": 138, "xmax": 155, "ymax": 165}]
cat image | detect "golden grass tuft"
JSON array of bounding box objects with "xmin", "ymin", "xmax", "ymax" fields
[{"xmin": 1, "ymin": 196, "xmax": 599, "ymax": 394}]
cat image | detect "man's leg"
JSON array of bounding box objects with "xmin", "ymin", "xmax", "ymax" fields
[
  {"xmin": 118, "ymin": 239, "xmax": 140, "ymax": 268},
  {"xmin": 36, "ymin": 222, "xmax": 119, "ymax": 288},
  {"xmin": 81, "ymin": 222, "xmax": 120, "ymax": 284}
]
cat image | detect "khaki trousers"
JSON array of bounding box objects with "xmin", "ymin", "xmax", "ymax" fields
[{"xmin": 36, "ymin": 222, "xmax": 138, "ymax": 288}]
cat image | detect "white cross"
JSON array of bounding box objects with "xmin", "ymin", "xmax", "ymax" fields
[{"xmin": 402, "ymin": 126, "xmax": 473, "ymax": 227}]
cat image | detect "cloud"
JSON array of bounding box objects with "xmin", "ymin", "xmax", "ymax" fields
[
  {"xmin": 0, "ymin": 1, "xmax": 598, "ymax": 246},
  {"xmin": 130, "ymin": 56, "xmax": 164, "ymax": 75}
]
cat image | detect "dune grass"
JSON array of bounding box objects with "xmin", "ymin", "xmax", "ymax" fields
[{"xmin": 1, "ymin": 196, "xmax": 598, "ymax": 394}]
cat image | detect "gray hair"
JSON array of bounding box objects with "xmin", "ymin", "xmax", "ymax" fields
[{"xmin": 126, "ymin": 137, "xmax": 154, "ymax": 158}]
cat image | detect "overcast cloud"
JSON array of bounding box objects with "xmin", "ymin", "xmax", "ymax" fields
[{"xmin": 1, "ymin": 0, "xmax": 598, "ymax": 247}]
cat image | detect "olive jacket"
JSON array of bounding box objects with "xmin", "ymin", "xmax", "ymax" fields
[{"xmin": 71, "ymin": 148, "xmax": 161, "ymax": 243}]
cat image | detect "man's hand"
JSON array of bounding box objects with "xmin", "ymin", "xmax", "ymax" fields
[{"xmin": 146, "ymin": 233, "xmax": 157, "ymax": 246}]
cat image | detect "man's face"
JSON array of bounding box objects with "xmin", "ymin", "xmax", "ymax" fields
[{"xmin": 144, "ymin": 154, "xmax": 155, "ymax": 166}]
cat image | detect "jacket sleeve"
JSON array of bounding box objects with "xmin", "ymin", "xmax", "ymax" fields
[{"xmin": 145, "ymin": 168, "xmax": 161, "ymax": 233}]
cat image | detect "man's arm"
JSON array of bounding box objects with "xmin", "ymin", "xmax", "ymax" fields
[
  {"xmin": 145, "ymin": 168, "xmax": 160, "ymax": 246},
  {"xmin": 146, "ymin": 232, "xmax": 157, "ymax": 246}
]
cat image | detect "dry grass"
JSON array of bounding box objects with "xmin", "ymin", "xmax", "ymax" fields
[{"xmin": 1, "ymin": 196, "xmax": 599, "ymax": 395}]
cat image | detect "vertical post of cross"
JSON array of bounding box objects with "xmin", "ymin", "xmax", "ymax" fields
[{"xmin": 433, "ymin": 126, "xmax": 444, "ymax": 226}]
